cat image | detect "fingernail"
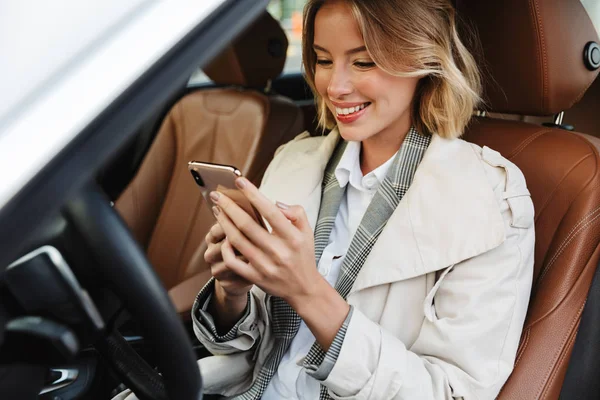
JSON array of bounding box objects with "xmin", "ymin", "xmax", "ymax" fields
[
  {"xmin": 276, "ymin": 201, "xmax": 290, "ymax": 210},
  {"xmin": 210, "ymin": 191, "xmax": 220, "ymax": 202},
  {"xmin": 235, "ymin": 177, "xmax": 247, "ymax": 189},
  {"xmin": 212, "ymin": 206, "xmax": 221, "ymax": 217}
]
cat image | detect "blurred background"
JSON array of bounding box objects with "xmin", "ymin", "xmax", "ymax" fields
[{"xmin": 190, "ymin": 0, "xmax": 307, "ymax": 84}]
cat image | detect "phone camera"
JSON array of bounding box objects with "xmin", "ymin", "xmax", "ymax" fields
[{"xmin": 191, "ymin": 170, "xmax": 205, "ymax": 187}]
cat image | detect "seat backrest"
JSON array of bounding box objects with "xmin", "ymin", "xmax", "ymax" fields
[
  {"xmin": 456, "ymin": 0, "xmax": 600, "ymax": 398},
  {"xmin": 115, "ymin": 13, "xmax": 303, "ymax": 292}
]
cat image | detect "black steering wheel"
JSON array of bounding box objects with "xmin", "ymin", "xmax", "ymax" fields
[{"xmin": 63, "ymin": 185, "xmax": 202, "ymax": 400}]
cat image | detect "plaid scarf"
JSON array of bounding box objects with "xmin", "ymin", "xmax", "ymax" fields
[{"xmin": 233, "ymin": 126, "xmax": 430, "ymax": 399}]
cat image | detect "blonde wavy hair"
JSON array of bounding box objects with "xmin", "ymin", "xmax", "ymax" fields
[{"xmin": 302, "ymin": 0, "xmax": 482, "ymax": 138}]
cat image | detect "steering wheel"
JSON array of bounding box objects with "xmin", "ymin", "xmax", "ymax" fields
[{"xmin": 63, "ymin": 184, "xmax": 203, "ymax": 400}]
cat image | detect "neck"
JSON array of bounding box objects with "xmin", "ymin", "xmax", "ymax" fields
[{"xmin": 360, "ymin": 124, "xmax": 411, "ymax": 176}]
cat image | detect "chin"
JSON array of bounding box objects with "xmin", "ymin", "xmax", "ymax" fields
[{"xmin": 336, "ymin": 124, "xmax": 372, "ymax": 142}]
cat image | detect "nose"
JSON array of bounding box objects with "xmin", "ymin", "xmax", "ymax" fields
[{"xmin": 327, "ymin": 64, "xmax": 353, "ymax": 99}]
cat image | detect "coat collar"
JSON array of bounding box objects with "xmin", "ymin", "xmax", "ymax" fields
[{"xmin": 259, "ymin": 128, "xmax": 506, "ymax": 294}]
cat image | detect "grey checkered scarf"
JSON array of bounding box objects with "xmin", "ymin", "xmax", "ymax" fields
[{"xmin": 233, "ymin": 126, "xmax": 430, "ymax": 399}]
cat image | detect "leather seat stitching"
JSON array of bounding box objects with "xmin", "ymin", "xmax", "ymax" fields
[
  {"xmin": 507, "ymin": 129, "xmax": 551, "ymax": 159},
  {"xmin": 528, "ymin": 0, "xmax": 546, "ymax": 112},
  {"xmin": 531, "ymin": 241, "xmax": 598, "ymax": 328},
  {"xmin": 532, "ymin": 301, "xmax": 584, "ymax": 398},
  {"xmin": 547, "ymin": 204, "xmax": 600, "ymax": 266},
  {"xmin": 152, "ymin": 101, "xmax": 189, "ymax": 287},
  {"xmin": 173, "ymin": 101, "xmax": 193, "ymax": 284},
  {"xmin": 564, "ymin": 207, "xmax": 600, "ymax": 246},
  {"xmin": 498, "ymin": 328, "xmax": 530, "ymax": 397},
  {"xmin": 147, "ymin": 104, "xmax": 183, "ymax": 272},
  {"xmin": 535, "ymin": 0, "xmax": 548, "ymax": 111},
  {"xmin": 513, "ymin": 328, "xmax": 530, "ymax": 368},
  {"xmin": 539, "ymin": 206, "xmax": 600, "ymax": 284},
  {"xmin": 149, "ymin": 117, "xmax": 174, "ymax": 247},
  {"xmin": 537, "ymin": 155, "xmax": 594, "ymax": 222},
  {"xmin": 524, "ymin": 152, "xmax": 591, "ymax": 224},
  {"xmin": 542, "ymin": 309, "xmax": 582, "ymax": 399}
]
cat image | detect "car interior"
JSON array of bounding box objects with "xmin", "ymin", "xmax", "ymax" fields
[
  {"xmin": 113, "ymin": 12, "xmax": 305, "ymax": 320},
  {"xmin": 1, "ymin": 0, "xmax": 600, "ymax": 399}
]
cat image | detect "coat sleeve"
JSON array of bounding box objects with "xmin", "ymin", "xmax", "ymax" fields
[
  {"xmin": 192, "ymin": 279, "xmax": 270, "ymax": 354},
  {"xmin": 316, "ymin": 171, "xmax": 535, "ymax": 399}
]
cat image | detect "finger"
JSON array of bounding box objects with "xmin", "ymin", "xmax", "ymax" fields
[
  {"xmin": 210, "ymin": 261, "xmax": 252, "ymax": 285},
  {"xmin": 231, "ymin": 177, "xmax": 296, "ymax": 239},
  {"xmin": 211, "ymin": 191, "xmax": 282, "ymax": 254},
  {"xmin": 204, "ymin": 241, "xmax": 223, "ymax": 264},
  {"xmin": 213, "ymin": 206, "xmax": 270, "ymax": 268},
  {"xmin": 221, "ymin": 238, "xmax": 262, "ymax": 283},
  {"xmin": 276, "ymin": 203, "xmax": 311, "ymax": 232},
  {"xmin": 210, "ymin": 261, "xmax": 230, "ymax": 280},
  {"xmin": 206, "ymin": 223, "xmax": 225, "ymax": 245}
]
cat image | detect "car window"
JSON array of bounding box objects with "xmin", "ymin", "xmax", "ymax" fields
[
  {"xmin": 267, "ymin": 0, "xmax": 304, "ymax": 74},
  {"xmin": 580, "ymin": 0, "xmax": 600, "ymax": 37},
  {"xmin": 189, "ymin": 0, "xmax": 306, "ymax": 85}
]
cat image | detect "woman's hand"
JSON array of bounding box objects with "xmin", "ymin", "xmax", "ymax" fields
[
  {"xmin": 209, "ymin": 177, "xmax": 350, "ymax": 350},
  {"xmin": 209, "ymin": 178, "xmax": 322, "ymax": 306},
  {"xmin": 204, "ymin": 223, "xmax": 253, "ymax": 297},
  {"xmin": 204, "ymin": 222, "xmax": 253, "ymax": 334},
  {"xmin": 210, "ymin": 177, "xmax": 350, "ymax": 350}
]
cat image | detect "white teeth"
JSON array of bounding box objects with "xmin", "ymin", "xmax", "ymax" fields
[{"xmin": 335, "ymin": 103, "xmax": 368, "ymax": 116}]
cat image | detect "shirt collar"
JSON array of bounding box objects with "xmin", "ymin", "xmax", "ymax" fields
[
  {"xmin": 334, "ymin": 140, "xmax": 397, "ymax": 191},
  {"xmin": 334, "ymin": 140, "xmax": 359, "ymax": 188}
]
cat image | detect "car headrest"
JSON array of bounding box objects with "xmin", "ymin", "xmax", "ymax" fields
[
  {"xmin": 203, "ymin": 12, "xmax": 288, "ymax": 89},
  {"xmin": 456, "ymin": 0, "xmax": 600, "ymax": 116}
]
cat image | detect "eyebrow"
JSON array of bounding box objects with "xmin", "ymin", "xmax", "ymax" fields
[{"xmin": 313, "ymin": 44, "xmax": 367, "ymax": 55}]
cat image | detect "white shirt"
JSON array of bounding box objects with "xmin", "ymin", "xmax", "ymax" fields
[{"xmin": 263, "ymin": 141, "xmax": 397, "ymax": 400}]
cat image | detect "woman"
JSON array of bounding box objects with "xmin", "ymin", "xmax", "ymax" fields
[
  {"xmin": 138, "ymin": 0, "xmax": 535, "ymax": 399},
  {"xmin": 196, "ymin": 1, "xmax": 535, "ymax": 399}
]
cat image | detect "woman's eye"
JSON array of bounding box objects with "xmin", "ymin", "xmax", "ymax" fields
[
  {"xmin": 316, "ymin": 59, "xmax": 332, "ymax": 66},
  {"xmin": 354, "ymin": 61, "xmax": 376, "ymax": 69}
]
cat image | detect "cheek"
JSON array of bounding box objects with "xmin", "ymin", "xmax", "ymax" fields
[
  {"xmin": 352, "ymin": 74, "xmax": 383, "ymax": 101},
  {"xmin": 369, "ymin": 76, "xmax": 419, "ymax": 112},
  {"xmin": 314, "ymin": 70, "xmax": 329, "ymax": 98},
  {"xmin": 388, "ymin": 77, "xmax": 420, "ymax": 103}
]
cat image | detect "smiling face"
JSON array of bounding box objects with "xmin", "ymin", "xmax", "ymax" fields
[{"xmin": 312, "ymin": 0, "xmax": 420, "ymax": 145}]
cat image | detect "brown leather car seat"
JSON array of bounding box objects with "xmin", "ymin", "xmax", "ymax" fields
[
  {"xmin": 115, "ymin": 12, "xmax": 304, "ymax": 317},
  {"xmin": 456, "ymin": 0, "xmax": 600, "ymax": 398}
]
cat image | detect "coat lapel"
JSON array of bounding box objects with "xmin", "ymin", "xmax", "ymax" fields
[
  {"xmin": 334, "ymin": 127, "xmax": 430, "ymax": 298},
  {"xmin": 259, "ymin": 130, "xmax": 341, "ymax": 231},
  {"xmin": 350, "ymin": 134, "xmax": 506, "ymax": 294}
]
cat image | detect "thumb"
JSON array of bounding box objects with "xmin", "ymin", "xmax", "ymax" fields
[{"xmin": 276, "ymin": 202, "xmax": 310, "ymax": 230}]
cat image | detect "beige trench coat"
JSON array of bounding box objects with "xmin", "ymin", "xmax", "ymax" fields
[{"xmin": 119, "ymin": 128, "xmax": 535, "ymax": 399}]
